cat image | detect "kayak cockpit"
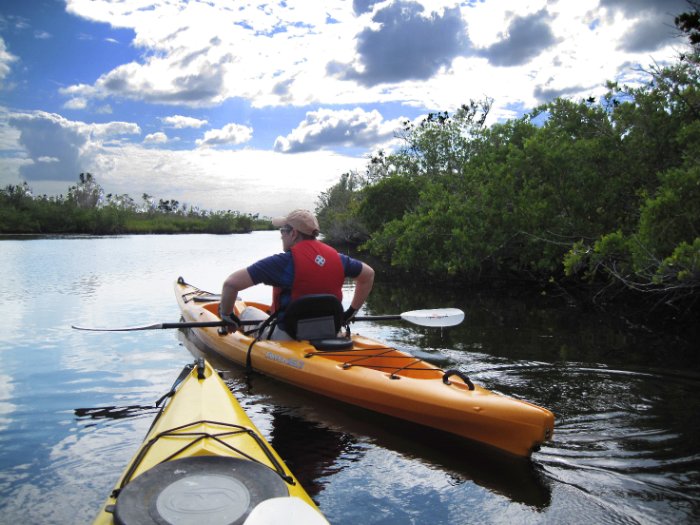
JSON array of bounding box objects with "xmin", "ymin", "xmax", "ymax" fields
[
  {"xmin": 199, "ymin": 298, "xmax": 471, "ymax": 384},
  {"xmin": 113, "ymin": 456, "xmax": 291, "ymax": 525}
]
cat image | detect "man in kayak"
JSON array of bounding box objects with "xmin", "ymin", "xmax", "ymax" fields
[{"xmin": 218, "ymin": 209, "xmax": 375, "ymax": 339}]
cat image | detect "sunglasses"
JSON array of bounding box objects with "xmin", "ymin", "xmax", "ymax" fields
[{"xmin": 279, "ymin": 226, "xmax": 293, "ymax": 234}]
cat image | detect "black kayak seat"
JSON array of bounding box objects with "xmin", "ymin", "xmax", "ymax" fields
[{"xmin": 283, "ymin": 294, "xmax": 353, "ymax": 351}]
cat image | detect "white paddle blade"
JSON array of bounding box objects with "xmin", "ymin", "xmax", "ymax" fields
[
  {"xmin": 400, "ymin": 308, "xmax": 465, "ymax": 327},
  {"xmin": 71, "ymin": 323, "xmax": 164, "ymax": 331}
]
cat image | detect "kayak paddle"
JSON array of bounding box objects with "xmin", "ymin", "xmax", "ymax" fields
[
  {"xmin": 71, "ymin": 320, "xmax": 261, "ymax": 332},
  {"xmin": 72, "ymin": 308, "xmax": 465, "ymax": 332}
]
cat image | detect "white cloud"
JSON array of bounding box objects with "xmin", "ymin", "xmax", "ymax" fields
[
  {"xmin": 5, "ymin": 110, "xmax": 140, "ymax": 181},
  {"xmin": 60, "ymin": 1, "xmax": 365, "ymax": 106},
  {"xmin": 1, "ymin": 0, "xmax": 693, "ymax": 218},
  {"xmin": 196, "ymin": 123, "xmax": 253, "ymax": 148},
  {"xmin": 98, "ymin": 146, "xmax": 366, "ymax": 216},
  {"xmin": 59, "ymin": 0, "xmax": 686, "ymax": 117},
  {"xmin": 476, "ymin": 8, "xmax": 558, "ymax": 67},
  {"xmin": 1, "ymin": 106, "xmax": 365, "ymax": 215},
  {"xmin": 161, "ymin": 115, "xmax": 208, "ymax": 129},
  {"xmin": 0, "ymin": 108, "xmax": 21, "ymax": 150},
  {"xmin": 144, "ymin": 132, "xmax": 168, "ymax": 144},
  {"xmin": 330, "ymin": 2, "xmax": 468, "ymax": 86},
  {"xmin": 64, "ymin": 97, "xmax": 88, "ymax": 110},
  {"xmin": 274, "ymin": 107, "xmax": 405, "ymax": 153},
  {"xmin": 89, "ymin": 120, "xmax": 141, "ymax": 138},
  {"xmin": 59, "ymin": 82, "xmax": 98, "ymax": 98},
  {"xmin": 0, "ymin": 37, "xmax": 18, "ymax": 87}
]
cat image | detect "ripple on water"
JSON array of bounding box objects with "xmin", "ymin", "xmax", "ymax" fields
[{"xmin": 527, "ymin": 364, "xmax": 700, "ymax": 525}]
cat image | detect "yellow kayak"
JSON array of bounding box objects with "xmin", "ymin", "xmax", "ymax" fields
[
  {"xmin": 94, "ymin": 358, "xmax": 328, "ymax": 525},
  {"xmin": 175, "ymin": 278, "xmax": 555, "ymax": 458}
]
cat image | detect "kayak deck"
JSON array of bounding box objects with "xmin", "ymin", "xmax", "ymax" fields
[
  {"xmin": 94, "ymin": 358, "xmax": 326, "ymax": 525},
  {"xmin": 176, "ymin": 278, "xmax": 555, "ymax": 458},
  {"xmin": 219, "ymin": 300, "xmax": 450, "ymax": 379}
]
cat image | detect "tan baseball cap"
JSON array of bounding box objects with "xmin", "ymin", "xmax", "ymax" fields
[{"xmin": 271, "ymin": 209, "xmax": 320, "ymax": 237}]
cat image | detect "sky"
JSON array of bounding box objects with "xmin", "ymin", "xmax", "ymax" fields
[{"xmin": 0, "ymin": 0, "xmax": 692, "ymax": 217}]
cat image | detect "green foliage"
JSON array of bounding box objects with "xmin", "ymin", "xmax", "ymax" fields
[
  {"xmin": 637, "ymin": 164, "xmax": 700, "ymax": 260},
  {"xmin": 395, "ymin": 100, "xmax": 492, "ymax": 179},
  {"xmin": 316, "ymin": 49, "xmax": 700, "ymax": 311},
  {"xmin": 360, "ymin": 98, "xmax": 632, "ymax": 279},
  {"xmin": 563, "ymin": 156, "xmax": 700, "ymax": 299},
  {"xmin": 657, "ymin": 239, "xmax": 700, "ymax": 285},
  {"xmin": 0, "ymin": 175, "xmax": 259, "ymax": 235},
  {"xmin": 357, "ymin": 175, "xmax": 420, "ymax": 232},
  {"xmin": 675, "ymin": 1, "xmax": 700, "ymax": 48},
  {"xmin": 205, "ymin": 211, "xmax": 254, "ymax": 234},
  {"xmin": 68, "ymin": 173, "xmax": 103, "ymax": 209},
  {"xmin": 365, "ymin": 193, "xmax": 467, "ymax": 276},
  {"xmin": 563, "ymin": 231, "xmax": 633, "ymax": 281},
  {"xmin": 562, "ymin": 58, "xmax": 700, "ymax": 306},
  {"xmin": 315, "ymin": 172, "xmax": 367, "ymax": 244}
]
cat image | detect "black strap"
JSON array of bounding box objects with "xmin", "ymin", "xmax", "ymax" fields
[
  {"xmin": 245, "ymin": 311, "xmax": 279, "ymax": 372},
  {"xmin": 155, "ymin": 362, "xmax": 195, "ymax": 407},
  {"xmin": 442, "ymin": 369, "xmax": 475, "ymax": 390}
]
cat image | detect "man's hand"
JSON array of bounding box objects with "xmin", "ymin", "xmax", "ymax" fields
[
  {"xmin": 219, "ymin": 309, "xmax": 241, "ymax": 335},
  {"xmin": 343, "ymin": 306, "xmax": 357, "ymax": 324}
]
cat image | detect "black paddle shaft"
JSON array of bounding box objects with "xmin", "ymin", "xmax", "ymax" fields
[
  {"xmin": 351, "ymin": 315, "xmax": 401, "ymax": 322},
  {"xmin": 161, "ymin": 321, "xmax": 260, "ymax": 329}
]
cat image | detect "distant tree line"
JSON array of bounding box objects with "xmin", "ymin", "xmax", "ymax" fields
[
  {"xmin": 0, "ymin": 173, "xmax": 270, "ymax": 234},
  {"xmin": 316, "ymin": 5, "xmax": 700, "ymax": 317}
]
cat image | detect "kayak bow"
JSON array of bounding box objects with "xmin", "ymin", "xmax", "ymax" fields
[
  {"xmin": 93, "ymin": 358, "xmax": 328, "ymax": 525},
  {"xmin": 175, "ymin": 278, "xmax": 555, "ymax": 458}
]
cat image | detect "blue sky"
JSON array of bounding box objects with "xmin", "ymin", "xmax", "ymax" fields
[{"xmin": 0, "ymin": 0, "xmax": 691, "ymax": 217}]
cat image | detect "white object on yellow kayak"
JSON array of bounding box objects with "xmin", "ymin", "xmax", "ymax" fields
[{"xmin": 243, "ymin": 497, "xmax": 330, "ymax": 525}]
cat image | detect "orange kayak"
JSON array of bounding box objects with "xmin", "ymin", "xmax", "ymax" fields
[{"xmin": 175, "ymin": 278, "xmax": 554, "ymax": 457}]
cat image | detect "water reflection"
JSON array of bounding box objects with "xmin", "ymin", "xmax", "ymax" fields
[
  {"xmin": 65, "ymin": 273, "xmax": 101, "ymax": 298},
  {"xmin": 175, "ymin": 276, "xmax": 700, "ymax": 523},
  {"xmin": 532, "ymin": 364, "xmax": 700, "ymax": 523},
  {"xmin": 0, "ymin": 375, "xmax": 16, "ymax": 433},
  {"xmin": 266, "ymin": 408, "xmax": 361, "ymax": 499},
  {"xmin": 362, "ymin": 282, "xmax": 699, "ymax": 371},
  {"xmin": 1, "ymin": 234, "xmax": 698, "ymax": 525},
  {"xmin": 74, "ymin": 405, "xmax": 159, "ymax": 427}
]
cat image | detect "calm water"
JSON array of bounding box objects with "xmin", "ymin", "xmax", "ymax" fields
[{"xmin": 0, "ymin": 232, "xmax": 698, "ymax": 524}]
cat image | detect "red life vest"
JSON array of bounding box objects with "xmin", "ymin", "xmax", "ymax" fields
[{"xmin": 271, "ymin": 240, "xmax": 344, "ymax": 313}]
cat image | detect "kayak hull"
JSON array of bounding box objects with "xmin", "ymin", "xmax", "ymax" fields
[
  {"xmin": 93, "ymin": 359, "xmax": 325, "ymax": 524},
  {"xmin": 175, "ymin": 279, "xmax": 555, "ymax": 458}
]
